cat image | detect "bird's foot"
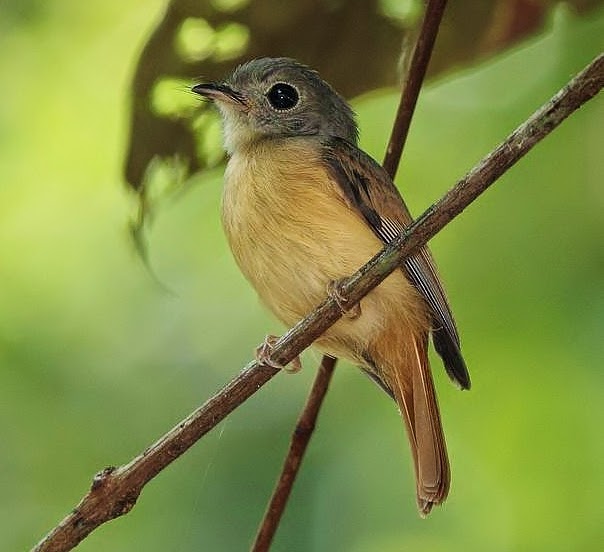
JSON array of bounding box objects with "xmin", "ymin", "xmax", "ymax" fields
[
  {"xmin": 327, "ymin": 279, "xmax": 361, "ymax": 319},
  {"xmin": 255, "ymin": 335, "xmax": 303, "ymax": 373}
]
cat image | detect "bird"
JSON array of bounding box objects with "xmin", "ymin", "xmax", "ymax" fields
[{"xmin": 192, "ymin": 57, "xmax": 470, "ymax": 516}]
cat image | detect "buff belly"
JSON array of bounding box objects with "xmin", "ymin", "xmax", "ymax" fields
[{"xmin": 221, "ymin": 138, "xmax": 428, "ymax": 366}]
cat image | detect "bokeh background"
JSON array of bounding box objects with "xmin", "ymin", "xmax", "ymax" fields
[{"xmin": 1, "ymin": 1, "xmax": 603, "ymax": 551}]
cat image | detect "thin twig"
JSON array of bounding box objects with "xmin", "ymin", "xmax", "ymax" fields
[
  {"xmin": 32, "ymin": 53, "xmax": 603, "ymax": 552},
  {"xmin": 383, "ymin": 0, "xmax": 448, "ymax": 177},
  {"xmin": 251, "ymin": 2, "xmax": 450, "ymax": 548},
  {"xmin": 251, "ymin": 356, "xmax": 337, "ymax": 552},
  {"xmin": 250, "ymin": 358, "xmax": 337, "ymax": 552}
]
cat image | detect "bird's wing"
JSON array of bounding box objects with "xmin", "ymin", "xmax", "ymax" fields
[{"xmin": 321, "ymin": 137, "xmax": 470, "ymax": 389}]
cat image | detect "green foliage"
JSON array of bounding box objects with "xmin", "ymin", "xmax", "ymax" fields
[{"xmin": 0, "ymin": 2, "xmax": 602, "ymax": 551}]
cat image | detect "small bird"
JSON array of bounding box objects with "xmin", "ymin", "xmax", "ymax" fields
[{"xmin": 192, "ymin": 58, "xmax": 470, "ymax": 516}]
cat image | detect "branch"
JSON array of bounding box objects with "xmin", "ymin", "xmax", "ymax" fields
[
  {"xmin": 251, "ymin": 356, "xmax": 337, "ymax": 552},
  {"xmin": 251, "ymin": 2, "xmax": 450, "ymax": 548},
  {"xmin": 382, "ymin": 0, "xmax": 448, "ymax": 177},
  {"xmin": 32, "ymin": 52, "xmax": 603, "ymax": 552}
]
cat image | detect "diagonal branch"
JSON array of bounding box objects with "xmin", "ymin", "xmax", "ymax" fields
[
  {"xmin": 32, "ymin": 52, "xmax": 604, "ymax": 552},
  {"xmin": 251, "ymin": 2, "xmax": 450, "ymax": 549}
]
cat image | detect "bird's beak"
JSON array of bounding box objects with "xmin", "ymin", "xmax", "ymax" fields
[{"xmin": 191, "ymin": 82, "xmax": 246, "ymax": 109}]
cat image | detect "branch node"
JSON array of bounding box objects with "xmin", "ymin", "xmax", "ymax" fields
[{"xmin": 91, "ymin": 466, "xmax": 116, "ymax": 491}]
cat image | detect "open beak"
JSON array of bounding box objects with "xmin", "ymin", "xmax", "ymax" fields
[{"xmin": 191, "ymin": 82, "xmax": 246, "ymax": 108}]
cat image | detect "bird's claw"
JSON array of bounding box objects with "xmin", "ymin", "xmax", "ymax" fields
[
  {"xmin": 327, "ymin": 279, "xmax": 361, "ymax": 319},
  {"xmin": 255, "ymin": 335, "xmax": 303, "ymax": 373}
]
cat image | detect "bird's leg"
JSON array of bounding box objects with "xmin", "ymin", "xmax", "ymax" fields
[
  {"xmin": 255, "ymin": 335, "xmax": 303, "ymax": 373},
  {"xmin": 327, "ymin": 279, "xmax": 361, "ymax": 319}
]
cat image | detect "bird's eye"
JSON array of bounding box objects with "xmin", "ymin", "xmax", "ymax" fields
[{"xmin": 266, "ymin": 82, "xmax": 299, "ymax": 111}]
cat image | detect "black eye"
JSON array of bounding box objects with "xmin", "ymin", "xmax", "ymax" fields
[{"xmin": 266, "ymin": 82, "xmax": 299, "ymax": 111}]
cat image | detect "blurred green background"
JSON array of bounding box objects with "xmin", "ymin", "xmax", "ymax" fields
[{"xmin": 1, "ymin": 1, "xmax": 603, "ymax": 551}]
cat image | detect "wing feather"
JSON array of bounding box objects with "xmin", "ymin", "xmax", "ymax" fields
[{"xmin": 321, "ymin": 137, "xmax": 470, "ymax": 389}]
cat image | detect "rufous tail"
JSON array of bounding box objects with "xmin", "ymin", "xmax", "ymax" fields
[{"xmin": 379, "ymin": 334, "xmax": 450, "ymax": 516}]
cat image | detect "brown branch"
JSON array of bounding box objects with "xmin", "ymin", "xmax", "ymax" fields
[
  {"xmin": 382, "ymin": 0, "xmax": 448, "ymax": 177},
  {"xmin": 249, "ymin": 360, "xmax": 337, "ymax": 552},
  {"xmin": 251, "ymin": 356, "xmax": 337, "ymax": 552},
  {"xmin": 251, "ymin": 2, "xmax": 450, "ymax": 548},
  {"xmin": 33, "ymin": 362, "xmax": 281, "ymax": 552},
  {"xmin": 32, "ymin": 52, "xmax": 603, "ymax": 552}
]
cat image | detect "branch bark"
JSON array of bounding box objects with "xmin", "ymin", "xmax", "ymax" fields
[
  {"xmin": 32, "ymin": 52, "xmax": 604, "ymax": 552},
  {"xmin": 251, "ymin": 356, "xmax": 337, "ymax": 552},
  {"xmin": 251, "ymin": 2, "xmax": 450, "ymax": 548},
  {"xmin": 382, "ymin": 0, "xmax": 448, "ymax": 176}
]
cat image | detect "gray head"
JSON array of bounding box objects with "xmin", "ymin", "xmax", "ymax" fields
[{"xmin": 192, "ymin": 57, "xmax": 358, "ymax": 154}]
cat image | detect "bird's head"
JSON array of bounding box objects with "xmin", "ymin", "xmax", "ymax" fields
[{"xmin": 192, "ymin": 57, "xmax": 358, "ymax": 154}]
